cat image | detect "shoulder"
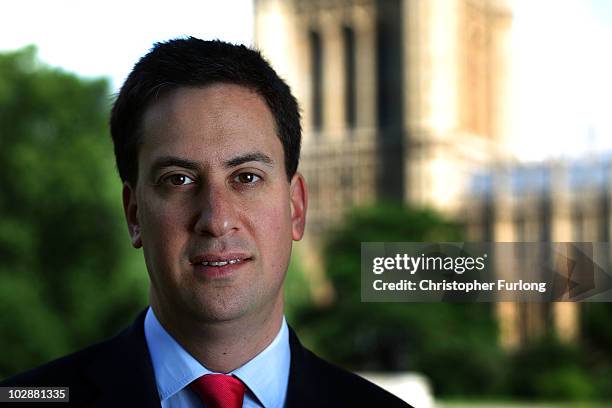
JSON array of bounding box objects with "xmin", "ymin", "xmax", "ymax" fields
[
  {"xmin": 0, "ymin": 310, "xmax": 155, "ymax": 407},
  {"xmin": 0, "ymin": 337, "xmax": 119, "ymax": 407},
  {"xmin": 306, "ymin": 347, "xmax": 411, "ymax": 407},
  {"xmin": 1, "ymin": 338, "xmax": 112, "ymax": 387},
  {"xmin": 287, "ymin": 328, "xmax": 413, "ymax": 407}
]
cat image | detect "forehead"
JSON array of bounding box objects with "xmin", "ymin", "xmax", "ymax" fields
[{"xmin": 138, "ymin": 84, "xmax": 281, "ymax": 167}]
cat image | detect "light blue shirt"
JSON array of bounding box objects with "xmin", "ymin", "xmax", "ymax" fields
[{"xmin": 144, "ymin": 307, "xmax": 291, "ymax": 408}]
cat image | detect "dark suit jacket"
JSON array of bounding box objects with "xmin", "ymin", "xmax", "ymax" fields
[{"xmin": 1, "ymin": 310, "xmax": 412, "ymax": 407}]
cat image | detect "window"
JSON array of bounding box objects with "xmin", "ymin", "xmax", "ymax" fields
[
  {"xmin": 342, "ymin": 25, "xmax": 356, "ymax": 129},
  {"xmin": 309, "ymin": 30, "xmax": 323, "ymax": 131}
]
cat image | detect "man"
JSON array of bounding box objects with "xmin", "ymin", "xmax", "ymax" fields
[{"xmin": 1, "ymin": 38, "xmax": 411, "ymax": 407}]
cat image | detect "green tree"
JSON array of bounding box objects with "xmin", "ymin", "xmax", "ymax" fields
[
  {"xmin": 580, "ymin": 302, "xmax": 612, "ymax": 400},
  {"xmin": 292, "ymin": 202, "xmax": 505, "ymax": 396},
  {"xmin": 0, "ymin": 46, "xmax": 147, "ymax": 378}
]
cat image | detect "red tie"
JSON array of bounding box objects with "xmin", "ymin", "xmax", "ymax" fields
[{"xmin": 190, "ymin": 374, "xmax": 245, "ymax": 408}]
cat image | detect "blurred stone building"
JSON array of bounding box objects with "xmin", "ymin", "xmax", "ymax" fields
[
  {"xmin": 465, "ymin": 157, "xmax": 612, "ymax": 347},
  {"xmin": 254, "ymin": 0, "xmax": 584, "ymax": 348}
]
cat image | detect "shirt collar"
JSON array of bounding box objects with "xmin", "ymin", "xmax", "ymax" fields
[{"xmin": 144, "ymin": 307, "xmax": 290, "ymax": 408}]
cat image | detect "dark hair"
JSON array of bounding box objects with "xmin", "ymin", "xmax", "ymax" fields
[{"xmin": 110, "ymin": 37, "xmax": 301, "ymax": 186}]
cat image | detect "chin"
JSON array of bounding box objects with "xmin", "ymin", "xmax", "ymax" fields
[{"xmin": 185, "ymin": 295, "xmax": 252, "ymax": 324}]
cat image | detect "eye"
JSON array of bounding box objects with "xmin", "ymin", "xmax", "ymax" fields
[
  {"xmin": 164, "ymin": 174, "xmax": 195, "ymax": 186},
  {"xmin": 233, "ymin": 172, "xmax": 261, "ymax": 184}
]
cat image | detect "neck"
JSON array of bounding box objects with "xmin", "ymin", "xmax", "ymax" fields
[{"xmin": 151, "ymin": 295, "xmax": 284, "ymax": 373}]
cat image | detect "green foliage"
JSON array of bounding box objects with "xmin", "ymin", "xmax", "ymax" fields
[
  {"xmin": 507, "ymin": 338, "xmax": 596, "ymax": 401},
  {"xmin": 582, "ymin": 303, "xmax": 612, "ymax": 357},
  {"xmin": 284, "ymin": 253, "xmax": 312, "ymax": 323},
  {"xmin": 292, "ymin": 202, "xmax": 505, "ymax": 396},
  {"xmin": 580, "ymin": 303, "xmax": 612, "ymax": 400},
  {"xmin": 0, "ymin": 46, "xmax": 148, "ymax": 378},
  {"xmin": 292, "ymin": 201, "xmax": 612, "ymax": 401}
]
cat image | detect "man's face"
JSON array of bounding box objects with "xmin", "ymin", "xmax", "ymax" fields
[{"xmin": 122, "ymin": 84, "xmax": 307, "ymax": 325}]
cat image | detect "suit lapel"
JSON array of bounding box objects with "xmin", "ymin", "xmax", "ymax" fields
[
  {"xmin": 284, "ymin": 327, "xmax": 320, "ymax": 408},
  {"xmin": 86, "ymin": 309, "xmax": 161, "ymax": 407},
  {"xmin": 82, "ymin": 315, "xmax": 319, "ymax": 407}
]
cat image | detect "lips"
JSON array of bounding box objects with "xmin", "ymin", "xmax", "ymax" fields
[
  {"xmin": 190, "ymin": 253, "xmax": 252, "ymax": 265},
  {"xmin": 200, "ymin": 259, "xmax": 242, "ymax": 266},
  {"xmin": 189, "ymin": 253, "xmax": 252, "ymax": 278}
]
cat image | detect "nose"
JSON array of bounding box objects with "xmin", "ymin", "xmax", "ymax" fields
[{"xmin": 193, "ymin": 184, "xmax": 238, "ymax": 238}]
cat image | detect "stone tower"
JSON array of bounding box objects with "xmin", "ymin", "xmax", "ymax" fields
[
  {"xmin": 254, "ymin": 0, "xmax": 514, "ymax": 227},
  {"xmin": 254, "ymin": 0, "xmax": 577, "ymax": 347}
]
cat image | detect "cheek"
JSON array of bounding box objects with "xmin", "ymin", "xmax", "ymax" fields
[
  {"xmin": 255, "ymin": 191, "xmax": 292, "ymax": 232},
  {"xmin": 139, "ymin": 199, "xmax": 190, "ymax": 251},
  {"xmin": 249, "ymin": 195, "xmax": 293, "ymax": 263}
]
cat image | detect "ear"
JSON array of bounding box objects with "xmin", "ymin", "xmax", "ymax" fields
[
  {"xmin": 289, "ymin": 172, "xmax": 308, "ymax": 241},
  {"xmin": 122, "ymin": 182, "xmax": 142, "ymax": 248}
]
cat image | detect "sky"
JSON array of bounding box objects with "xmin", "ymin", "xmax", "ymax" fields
[
  {"xmin": 0, "ymin": 0, "xmax": 254, "ymax": 90},
  {"xmin": 1, "ymin": 0, "xmax": 611, "ymax": 162},
  {"xmin": 511, "ymin": 0, "xmax": 612, "ymax": 161}
]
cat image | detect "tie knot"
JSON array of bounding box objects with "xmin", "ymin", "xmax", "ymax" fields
[{"xmin": 190, "ymin": 374, "xmax": 245, "ymax": 408}]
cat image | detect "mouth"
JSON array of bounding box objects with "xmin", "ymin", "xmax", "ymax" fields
[
  {"xmin": 198, "ymin": 258, "xmax": 244, "ymax": 267},
  {"xmin": 189, "ymin": 253, "xmax": 252, "ymax": 278}
]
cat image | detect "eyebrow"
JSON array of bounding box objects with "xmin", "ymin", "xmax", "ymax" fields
[
  {"xmin": 224, "ymin": 152, "xmax": 274, "ymax": 168},
  {"xmin": 150, "ymin": 157, "xmax": 201, "ymax": 173},
  {"xmin": 150, "ymin": 151, "xmax": 275, "ymax": 174}
]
